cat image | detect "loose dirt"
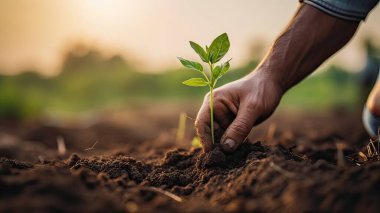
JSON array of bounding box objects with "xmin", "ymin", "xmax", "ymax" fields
[{"xmin": 1, "ymin": 109, "xmax": 379, "ymax": 212}]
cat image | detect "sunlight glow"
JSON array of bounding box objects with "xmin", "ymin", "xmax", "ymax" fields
[
  {"xmin": 0, "ymin": 0, "xmax": 379, "ymax": 75},
  {"xmin": 80, "ymin": 0, "xmax": 124, "ymax": 17}
]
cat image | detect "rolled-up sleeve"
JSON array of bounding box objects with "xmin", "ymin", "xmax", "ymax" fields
[{"xmin": 300, "ymin": 0, "xmax": 379, "ymax": 22}]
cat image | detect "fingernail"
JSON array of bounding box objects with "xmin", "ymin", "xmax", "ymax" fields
[{"xmin": 223, "ymin": 138, "xmax": 236, "ymax": 150}]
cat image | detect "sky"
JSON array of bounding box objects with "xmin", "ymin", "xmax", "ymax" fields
[{"xmin": 0, "ymin": 0, "xmax": 379, "ymax": 76}]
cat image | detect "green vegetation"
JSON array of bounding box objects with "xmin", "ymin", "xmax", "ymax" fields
[
  {"xmin": 178, "ymin": 33, "xmax": 232, "ymax": 144},
  {"xmin": 280, "ymin": 66, "xmax": 361, "ymax": 111},
  {"xmin": 0, "ymin": 43, "xmax": 363, "ymax": 121}
]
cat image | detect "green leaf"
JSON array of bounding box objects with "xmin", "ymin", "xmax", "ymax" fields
[
  {"xmin": 182, "ymin": 78, "xmax": 209, "ymax": 87},
  {"xmin": 208, "ymin": 33, "xmax": 230, "ymax": 63},
  {"xmin": 190, "ymin": 41, "xmax": 208, "ymax": 63},
  {"xmin": 212, "ymin": 59, "xmax": 231, "ymax": 83},
  {"xmin": 212, "ymin": 65, "xmax": 222, "ymax": 81},
  {"xmin": 220, "ymin": 59, "xmax": 231, "ymax": 76},
  {"xmin": 177, "ymin": 57, "xmax": 203, "ymax": 72}
]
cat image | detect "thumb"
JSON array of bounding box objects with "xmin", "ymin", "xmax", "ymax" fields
[{"xmin": 221, "ymin": 103, "xmax": 257, "ymax": 152}]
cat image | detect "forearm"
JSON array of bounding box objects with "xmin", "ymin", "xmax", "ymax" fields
[{"xmin": 253, "ymin": 4, "xmax": 359, "ymax": 93}]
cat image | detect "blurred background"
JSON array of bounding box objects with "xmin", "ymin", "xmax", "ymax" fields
[
  {"xmin": 1, "ymin": 2, "xmax": 380, "ymax": 211},
  {"xmin": 0, "ymin": 0, "xmax": 379, "ymax": 124}
]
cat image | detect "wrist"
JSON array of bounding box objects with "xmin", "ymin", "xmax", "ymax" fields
[{"xmin": 245, "ymin": 67, "xmax": 285, "ymax": 97}]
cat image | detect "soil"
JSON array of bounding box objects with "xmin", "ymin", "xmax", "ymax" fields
[{"xmin": 1, "ymin": 108, "xmax": 379, "ymax": 213}]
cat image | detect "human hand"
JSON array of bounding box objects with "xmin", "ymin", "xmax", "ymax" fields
[{"xmin": 195, "ymin": 71, "xmax": 283, "ymax": 152}]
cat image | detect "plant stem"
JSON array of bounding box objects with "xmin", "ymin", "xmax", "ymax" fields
[
  {"xmin": 208, "ymin": 62, "xmax": 215, "ymax": 144},
  {"xmin": 209, "ymin": 85, "xmax": 215, "ymax": 144}
]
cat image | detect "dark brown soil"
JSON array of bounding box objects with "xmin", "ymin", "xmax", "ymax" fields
[{"xmin": 1, "ymin": 109, "xmax": 379, "ymax": 212}]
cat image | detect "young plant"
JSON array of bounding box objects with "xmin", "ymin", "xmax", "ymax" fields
[
  {"xmin": 177, "ymin": 33, "xmax": 231, "ymax": 144},
  {"xmin": 191, "ymin": 136, "xmax": 203, "ymax": 149}
]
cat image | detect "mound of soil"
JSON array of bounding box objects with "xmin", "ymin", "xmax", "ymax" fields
[
  {"xmin": 1, "ymin": 140, "xmax": 380, "ymax": 212},
  {"xmin": 1, "ymin": 110, "xmax": 380, "ymax": 212}
]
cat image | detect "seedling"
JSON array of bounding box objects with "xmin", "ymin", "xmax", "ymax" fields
[
  {"xmin": 191, "ymin": 136, "xmax": 202, "ymax": 148},
  {"xmin": 178, "ymin": 33, "xmax": 231, "ymax": 144},
  {"xmin": 176, "ymin": 112, "xmax": 187, "ymax": 143}
]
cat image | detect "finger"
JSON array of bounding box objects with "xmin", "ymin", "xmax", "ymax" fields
[
  {"xmin": 195, "ymin": 103, "xmax": 213, "ymax": 152},
  {"xmin": 213, "ymin": 122, "xmax": 224, "ymax": 144},
  {"xmin": 213, "ymin": 98, "xmax": 237, "ymax": 130},
  {"xmin": 214, "ymin": 105, "xmax": 235, "ymax": 130},
  {"xmin": 221, "ymin": 102, "xmax": 258, "ymax": 152}
]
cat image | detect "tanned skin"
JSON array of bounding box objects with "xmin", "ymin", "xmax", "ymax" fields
[{"xmin": 195, "ymin": 4, "xmax": 359, "ymax": 152}]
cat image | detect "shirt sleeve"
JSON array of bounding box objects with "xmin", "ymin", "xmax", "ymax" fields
[{"xmin": 300, "ymin": 0, "xmax": 379, "ymax": 22}]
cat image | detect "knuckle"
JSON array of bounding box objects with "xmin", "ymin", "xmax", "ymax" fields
[
  {"xmin": 236, "ymin": 117, "xmax": 251, "ymax": 129},
  {"xmin": 213, "ymin": 101, "xmax": 224, "ymax": 111},
  {"xmin": 195, "ymin": 117, "xmax": 210, "ymax": 133},
  {"xmin": 246, "ymin": 99, "xmax": 263, "ymax": 112},
  {"xmin": 230, "ymin": 120, "xmax": 251, "ymax": 136},
  {"xmin": 213, "ymin": 90, "xmax": 222, "ymax": 99},
  {"xmin": 195, "ymin": 118, "xmax": 204, "ymax": 130},
  {"xmin": 195, "ymin": 119, "xmax": 201, "ymax": 129},
  {"xmin": 228, "ymin": 127, "xmax": 247, "ymax": 140}
]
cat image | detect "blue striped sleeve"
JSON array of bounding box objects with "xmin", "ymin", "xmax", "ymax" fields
[{"xmin": 300, "ymin": 0, "xmax": 379, "ymax": 21}]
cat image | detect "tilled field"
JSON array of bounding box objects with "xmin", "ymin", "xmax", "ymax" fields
[{"xmin": 1, "ymin": 109, "xmax": 379, "ymax": 212}]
